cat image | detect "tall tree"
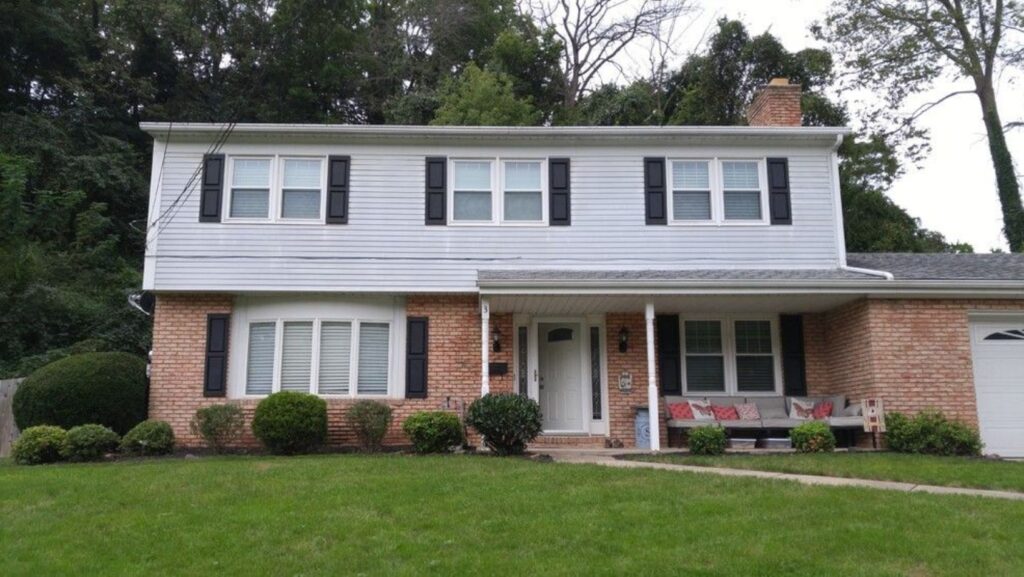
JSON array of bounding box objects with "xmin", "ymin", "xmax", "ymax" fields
[
  {"xmin": 818, "ymin": 0, "xmax": 1024, "ymax": 252},
  {"xmin": 430, "ymin": 63, "xmax": 541, "ymax": 125}
]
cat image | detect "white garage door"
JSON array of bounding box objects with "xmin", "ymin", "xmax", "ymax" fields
[{"xmin": 970, "ymin": 318, "xmax": 1024, "ymax": 457}]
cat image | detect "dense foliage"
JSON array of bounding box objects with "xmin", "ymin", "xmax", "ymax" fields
[
  {"xmin": 790, "ymin": 421, "xmax": 837, "ymax": 453},
  {"xmin": 886, "ymin": 411, "xmax": 983, "ymax": 457},
  {"xmin": 465, "ymin": 393, "xmax": 542, "ymax": 456},
  {"xmin": 120, "ymin": 420, "xmax": 176, "ymax": 456},
  {"xmin": 11, "ymin": 425, "xmax": 68, "ymax": 465},
  {"xmin": 190, "ymin": 404, "xmax": 246, "ymax": 453},
  {"xmin": 346, "ymin": 400, "xmax": 393, "ymax": 453},
  {"xmin": 0, "ymin": 3, "xmax": 977, "ymax": 376},
  {"xmin": 687, "ymin": 426, "xmax": 728, "ymax": 456},
  {"xmin": 402, "ymin": 411, "xmax": 465, "ymax": 454},
  {"xmin": 12, "ymin": 352, "xmax": 148, "ymax": 435},
  {"xmin": 252, "ymin": 392, "xmax": 328, "ymax": 455},
  {"xmin": 61, "ymin": 424, "xmax": 120, "ymax": 462}
]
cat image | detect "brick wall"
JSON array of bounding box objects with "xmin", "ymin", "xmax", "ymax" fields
[
  {"xmin": 805, "ymin": 298, "xmax": 1024, "ymax": 426},
  {"xmin": 605, "ymin": 313, "xmax": 660, "ymax": 446},
  {"xmin": 746, "ymin": 79, "xmax": 802, "ymax": 127},
  {"xmin": 150, "ymin": 293, "xmax": 505, "ymax": 449}
]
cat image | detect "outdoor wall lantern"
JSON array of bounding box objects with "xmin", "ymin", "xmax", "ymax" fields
[
  {"xmin": 618, "ymin": 327, "xmax": 629, "ymax": 353},
  {"xmin": 492, "ymin": 327, "xmax": 502, "ymax": 353}
]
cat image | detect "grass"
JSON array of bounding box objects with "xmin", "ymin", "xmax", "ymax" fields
[
  {"xmin": 1, "ymin": 454, "xmax": 1023, "ymax": 576},
  {"xmin": 628, "ymin": 452, "xmax": 1024, "ymax": 493}
]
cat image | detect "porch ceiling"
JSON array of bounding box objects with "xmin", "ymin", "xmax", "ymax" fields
[{"xmin": 486, "ymin": 293, "xmax": 861, "ymax": 315}]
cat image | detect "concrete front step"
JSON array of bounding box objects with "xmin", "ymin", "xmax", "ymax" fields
[{"xmin": 531, "ymin": 434, "xmax": 609, "ymax": 448}]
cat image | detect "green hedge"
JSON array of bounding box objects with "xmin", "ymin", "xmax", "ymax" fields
[
  {"xmin": 62, "ymin": 424, "xmax": 120, "ymax": 461},
  {"xmin": 12, "ymin": 426, "xmax": 68, "ymax": 465},
  {"xmin": 121, "ymin": 420, "xmax": 175, "ymax": 456},
  {"xmin": 465, "ymin": 394, "xmax": 542, "ymax": 456},
  {"xmin": 688, "ymin": 426, "xmax": 727, "ymax": 456},
  {"xmin": 252, "ymin": 392, "xmax": 328, "ymax": 455},
  {"xmin": 402, "ymin": 411, "xmax": 464, "ymax": 454},
  {"xmin": 12, "ymin": 352, "xmax": 147, "ymax": 435},
  {"xmin": 790, "ymin": 421, "xmax": 836, "ymax": 453}
]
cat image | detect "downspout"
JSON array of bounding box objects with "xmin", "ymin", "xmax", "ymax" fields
[{"xmin": 841, "ymin": 265, "xmax": 894, "ymax": 281}]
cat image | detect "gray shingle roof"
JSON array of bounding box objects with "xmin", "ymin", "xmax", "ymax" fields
[
  {"xmin": 478, "ymin": 268, "xmax": 880, "ymax": 282},
  {"xmin": 846, "ymin": 253, "xmax": 1024, "ymax": 281}
]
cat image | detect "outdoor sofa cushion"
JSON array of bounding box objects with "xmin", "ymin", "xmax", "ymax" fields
[
  {"xmin": 827, "ymin": 416, "xmax": 863, "ymax": 428},
  {"xmin": 716, "ymin": 420, "xmax": 763, "ymax": 429},
  {"xmin": 751, "ymin": 396, "xmax": 787, "ymax": 418}
]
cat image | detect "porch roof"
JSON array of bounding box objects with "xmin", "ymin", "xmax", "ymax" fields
[
  {"xmin": 847, "ymin": 253, "xmax": 1024, "ymax": 281},
  {"xmin": 478, "ymin": 268, "xmax": 880, "ymax": 284}
]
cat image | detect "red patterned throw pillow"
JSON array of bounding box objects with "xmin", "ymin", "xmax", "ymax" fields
[
  {"xmin": 668, "ymin": 402, "xmax": 694, "ymax": 420},
  {"xmin": 735, "ymin": 403, "xmax": 760, "ymax": 421},
  {"xmin": 712, "ymin": 405, "xmax": 739, "ymax": 421},
  {"xmin": 812, "ymin": 401, "xmax": 833, "ymax": 420}
]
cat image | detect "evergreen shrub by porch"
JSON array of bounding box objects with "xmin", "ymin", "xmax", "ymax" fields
[
  {"xmin": 12, "ymin": 352, "xmax": 147, "ymax": 435},
  {"xmin": 790, "ymin": 421, "xmax": 836, "ymax": 453},
  {"xmin": 347, "ymin": 400, "xmax": 393, "ymax": 452},
  {"xmin": 402, "ymin": 411, "xmax": 464, "ymax": 454},
  {"xmin": 252, "ymin": 392, "xmax": 328, "ymax": 455},
  {"xmin": 120, "ymin": 420, "xmax": 176, "ymax": 456},
  {"xmin": 886, "ymin": 411, "xmax": 982, "ymax": 456},
  {"xmin": 466, "ymin": 394, "xmax": 542, "ymax": 456},
  {"xmin": 12, "ymin": 426, "xmax": 67, "ymax": 465},
  {"xmin": 61, "ymin": 424, "xmax": 120, "ymax": 461},
  {"xmin": 190, "ymin": 404, "xmax": 245, "ymax": 453},
  {"xmin": 688, "ymin": 426, "xmax": 727, "ymax": 456}
]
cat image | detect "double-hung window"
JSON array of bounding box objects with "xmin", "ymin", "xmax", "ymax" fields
[
  {"xmin": 450, "ymin": 158, "xmax": 546, "ymax": 224},
  {"xmin": 682, "ymin": 317, "xmax": 780, "ymax": 395},
  {"xmin": 669, "ymin": 159, "xmax": 767, "ymax": 224},
  {"xmin": 226, "ymin": 156, "xmax": 324, "ymax": 222},
  {"xmin": 244, "ymin": 318, "xmax": 392, "ymax": 397}
]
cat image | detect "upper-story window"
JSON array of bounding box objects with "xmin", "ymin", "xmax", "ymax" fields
[
  {"xmin": 227, "ymin": 156, "xmax": 324, "ymax": 222},
  {"xmin": 450, "ymin": 158, "xmax": 546, "ymax": 224},
  {"xmin": 669, "ymin": 159, "xmax": 767, "ymax": 225}
]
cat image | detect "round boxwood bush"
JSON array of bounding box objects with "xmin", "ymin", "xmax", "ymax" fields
[
  {"xmin": 190, "ymin": 404, "xmax": 246, "ymax": 453},
  {"xmin": 402, "ymin": 411, "xmax": 464, "ymax": 454},
  {"xmin": 790, "ymin": 421, "xmax": 836, "ymax": 453},
  {"xmin": 12, "ymin": 352, "xmax": 147, "ymax": 435},
  {"xmin": 61, "ymin": 424, "xmax": 120, "ymax": 462},
  {"xmin": 688, "ymin": 425, "xmax": 727, "ymax": 456},
  {"xmin": 120, "ymin": 420, "xmax": 176, "ymax": 456},
  {"xmin": 886, "ymin": 410, "xmax": 982, "ymax": 456},
  {"xmin": 12, "ymin": 426, "xmax": 68, "ymax": 465},
  {"xmin": 465, "ymin": 394, "xmax": 542, "ymax": 456},
  {"xmin": 252, "ymin": 392, "xmax": 328, "ymax": 455},
  {"xmin": 347, "ymin": 400, "xmax": 393, "ymax": 452}
]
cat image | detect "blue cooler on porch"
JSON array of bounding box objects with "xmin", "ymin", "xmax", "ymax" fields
[{"xmin": 635, "ymin": 408, "xmax": 651, "ymax": 450}]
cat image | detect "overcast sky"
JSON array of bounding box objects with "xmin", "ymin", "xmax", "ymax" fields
[{"xmin": 621, "ymin": 0, "xmax": 1024, "ymax": 252}]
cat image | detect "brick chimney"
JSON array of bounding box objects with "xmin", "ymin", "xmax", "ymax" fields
[{"xmin": 747, "ymin": 78, "xmax": 802, "ymax": 127}]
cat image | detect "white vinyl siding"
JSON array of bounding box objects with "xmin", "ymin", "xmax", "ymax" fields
[
  {"xmin": 317, "ymin": 322, "xmax": 352, "ymax": 395},
  {"xmin": 245, "ymin": 322, "xmax": 276, "ymax": 395},
  {"xmin": 681, "ymin": 316, "xmax": 781, "ymax": 395},
  {"xmin": 356, "ymin": 322, "xmax": 390, "ymax": 395}
]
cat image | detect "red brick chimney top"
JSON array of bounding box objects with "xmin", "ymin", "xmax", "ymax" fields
[{"xmin": 747, "ymin": 78, "xmax": 802, "ymax": 127}]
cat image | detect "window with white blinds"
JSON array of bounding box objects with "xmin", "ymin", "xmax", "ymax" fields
[
  {"xmin": 243, "ymin": 319, "xmax": 390, "ymax": 397},
  {"xmin": 225, "ymin": 156, "xmax": 325, "ymax": 222},
  {"xmin": 668, "ymin": 159, "xmax": 767, "ymax": 224},
  {"xmin": 230, "ymin": 158, "xmax": 271, "ymax": 218}
]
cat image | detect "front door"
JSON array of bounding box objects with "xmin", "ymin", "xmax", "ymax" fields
[{"xmin": 538, "ymin": 322, "xmax": 584, "ymax": 431}]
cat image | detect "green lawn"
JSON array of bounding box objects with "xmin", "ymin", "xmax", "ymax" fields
[
  {"xmin": 1, "ymin": 455, "xmax": 1023, "ymax": 576},
  {"xmin": 628, "ymin": 452, "xmax": 1024, "ymax": 493}
]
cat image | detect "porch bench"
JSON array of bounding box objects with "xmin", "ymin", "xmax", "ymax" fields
[{"xmin": 662, "ymin": 395, "xmax": 864, "ymax": 441}]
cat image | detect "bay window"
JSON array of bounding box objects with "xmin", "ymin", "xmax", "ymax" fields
[{"xmin": 682, "ymin": 317, "xmax": 780, "ymax": 395}]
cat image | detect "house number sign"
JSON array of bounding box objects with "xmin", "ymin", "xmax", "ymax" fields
[{"xmin": 618, "ymin": 372, "xmax": 633, "ymax": 392}]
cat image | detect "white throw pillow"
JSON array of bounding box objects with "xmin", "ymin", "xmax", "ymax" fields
[
  {"xmin": 789, "ymin": 399, "xmax": 815, "ymax": 420},
  {"xmin": 689, "ymin": 399, "xmax": 715, "ymax": 421}
]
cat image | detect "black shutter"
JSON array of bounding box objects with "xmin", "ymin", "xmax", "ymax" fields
[
  {"xmin": 425, "ymin": 157, "xmax": 447, "ymax": 225},
  {"xmin": 199, "ymin": 154, "xmax": 225, "ymax": 222},
  {"xmin": 780, "ymin": 315, "xmax": 807, "ymax": 396},
  {"xmin": 656, "ymin": 315, "xmax": 682, "ymax": 395},
  {"xmin": 767, "ymin": 158, "xmax": 792, "ymax": 225},
  {"xmin": 549, "ymin": 158, "xmax": 571, "ymax": 226},
  {"xmin": 326, "ymin": 155, "xmax": 350, "ymax": 224},
  {"xmin": 644, "ymin": 157, "xmax": 667, "ymax": 224},
  {"xmin": 203, "ymin": 314, "xmax": 230, "ymax": 397},
  {"xmin": 406, "ymin": 317, "xmax": 428, "ymax": 398}
]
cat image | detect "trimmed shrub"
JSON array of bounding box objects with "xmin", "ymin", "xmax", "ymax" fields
[
  {"xmin": 886, "ymin": 410, "xmax": 982, "ymax": 456},
  {"xmin": 402, "ymin": 411, "xmax": 464, "ymax": 454},
  {"xmin": 121, "ymin": 420, "xmax": 176, "ymax": 456},
  {"xmin": 190, "ymin": 404, "xmax": 245, "ymax": 453},
  {"xmin": 62, "ymin": 424, "xmax": 120, "ymax": 461},
  {"xmin": 688, "ymin": 426, "xmax": 727, "ymax": 456},
  {"xmin": 12, "ymin": 352, "xmax": 147, "ymax": 435},
  {"xmin": 252, "ymin": 392, "xmax": 328, "ymax": 455},
  {"xmin": 465, "ymin": 394, "xmax": 542, "ymax": 456},
  {"xmin": 790, "ymin": 421, "xmax": 836, "ymax": 453},
  {"xmin": 347, "ymin": 400, "xmax": 393, "ymax": 452},
  {"xmin": 12, "ymin": 426, "xmax": 67, "ymax": 465}
]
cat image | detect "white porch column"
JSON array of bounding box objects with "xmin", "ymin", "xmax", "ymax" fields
[
  {"xmin": 480, "ymin": 298, "xmax": 490, "ymax": 396},
  {"xmin": 645, "ymin": 301, "xmax": 661, "ymax": 451}
]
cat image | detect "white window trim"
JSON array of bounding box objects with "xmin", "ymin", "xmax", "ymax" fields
[
  {"xmin": 668, "ymin": 158, "xmax": 770, "ymax": 227},
  {"xmin": 223, "ymin": 155, "xmax": 327, "ymax": 224},
  {"xmin": 241, "ymin": 317, "xmax": 393, "ymax": 398},
  {"xmin": 680, "ymin": 315, "xmax": 782, "ymax": 396},
  {"xmin": 448, "ymin": 157, "xmax": 548, "ymax": 226}
]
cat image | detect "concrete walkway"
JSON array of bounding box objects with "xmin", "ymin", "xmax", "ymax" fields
[{"xmin": 542, "ymin": 449, "xmax": 1024, "ymax": 501}]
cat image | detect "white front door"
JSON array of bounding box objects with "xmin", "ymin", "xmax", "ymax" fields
[
  {"xmin": 970, "ymin": 318, "xmax": 1024, "ymax": 457},
  {"xmin": 538, "ymin": 322, "xmax": 584, "ymax": 431}
]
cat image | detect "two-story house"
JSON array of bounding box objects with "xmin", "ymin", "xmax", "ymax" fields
[{"xmin": 141, "ymin": 79, "xmax": 1024, "ymax": 456}]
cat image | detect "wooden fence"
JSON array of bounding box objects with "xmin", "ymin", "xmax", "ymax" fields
[{"xmin": 0, "ymin": 378, "xmax": 23, "ymax": 458}]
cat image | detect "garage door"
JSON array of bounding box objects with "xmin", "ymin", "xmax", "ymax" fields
[{"xmin": 970, "ymin": 318, "xmax": 1024, "ymax": 457}]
